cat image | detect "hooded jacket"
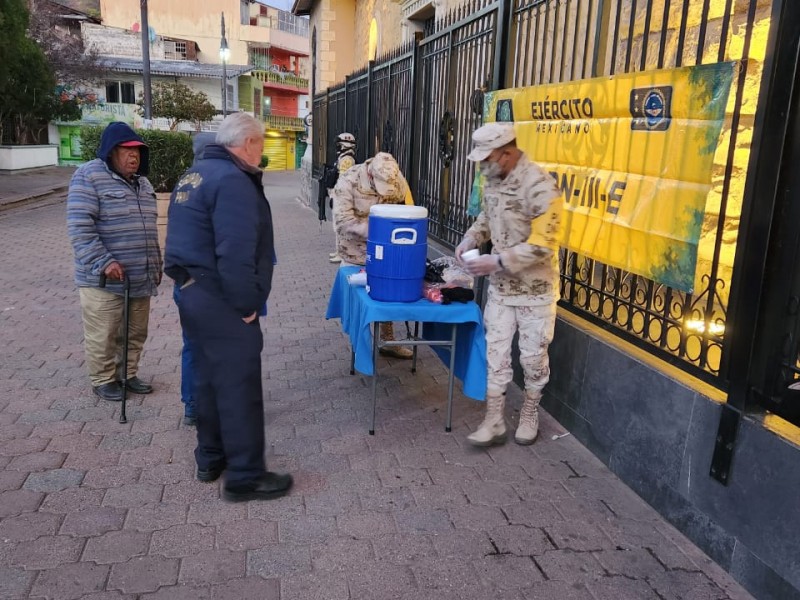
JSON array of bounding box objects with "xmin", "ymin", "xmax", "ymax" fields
[
  {"xmin": 164, "ymin": 144, "xmax": 274, "ymax": 317},
  {"xmin": 67, "ymin": 123, "xmax": 162, "ymax": 297},
  {"xmin": 97, "ymin": 121, "xmax": 151, "ymax": 175}
]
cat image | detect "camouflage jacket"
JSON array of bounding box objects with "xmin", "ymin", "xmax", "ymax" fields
[
  {"xmin": 463, "ymin": 154, "xmax": 562, "ymax": 305},
  {"xmin": 332, "ymin": 160, "xmax": 409, "ymax": 265}
]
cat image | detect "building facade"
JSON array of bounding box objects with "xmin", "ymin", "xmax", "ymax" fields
[{"xmin": 58, "ymin": 0, "xmax": 311, "ymax": 169}]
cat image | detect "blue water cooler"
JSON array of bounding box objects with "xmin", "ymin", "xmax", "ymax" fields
[{"xmin": 366, "ymin": 205, "xmax": 429, "ymax": 302}]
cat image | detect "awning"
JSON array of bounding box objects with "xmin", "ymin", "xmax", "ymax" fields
[{"xmin": 100, "ymin": 57, "xmax": 253, "ymax": 80}]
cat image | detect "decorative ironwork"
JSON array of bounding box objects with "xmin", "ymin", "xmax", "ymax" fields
[
  {"xmin": 438, "ymin": 111, "xmax": 455, "ymax": 166},
  {"xmin": 470, "ymin": 88, "xmax": 485, "ymax": 116},
  {"xmin": 382, "ymin": 120, "xmax": 395, "ymax": 154}
]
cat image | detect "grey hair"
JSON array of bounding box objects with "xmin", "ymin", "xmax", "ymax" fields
[{"xmin": 215, "ymin": 112, "xmax": 264, "ymax": 148}]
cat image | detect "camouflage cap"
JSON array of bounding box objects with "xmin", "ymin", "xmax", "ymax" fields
[
  {"xmin": 466, "ymin": 122, "xmax": 517, "ymax": 162},
  {"xmin": 367, "ymin": 152, "xmax": 403, "ymax": 197}
]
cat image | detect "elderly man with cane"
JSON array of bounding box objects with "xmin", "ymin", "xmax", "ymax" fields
[{"xmin": 67, "ymin": 122, "xmax": 162, "ymax": 403}]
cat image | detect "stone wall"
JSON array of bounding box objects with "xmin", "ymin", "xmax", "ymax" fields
[
  {"xmin": 353, "ymin": 0, "xmax": 405, "ymax": 65},
  {"xmin": 299, "ymin": 143, "xmax": 314, "ymax": 210}
]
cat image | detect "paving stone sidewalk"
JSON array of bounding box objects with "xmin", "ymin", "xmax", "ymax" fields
[
  {"xmin": 0, "ymin": 166, "xmax": 76, "ymax": 210},
  {"xmin": 0, "ymin": 170, "xmax": 754, "ymax": 599}
]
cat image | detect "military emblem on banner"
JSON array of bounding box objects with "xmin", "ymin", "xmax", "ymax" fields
[
  {"xmin": 495, "ymin": 99, "xmax": 514, "ymax": 122},
  {"xmin": 630, "ymin": 86, "xmax": 672, "ymax": 131}
]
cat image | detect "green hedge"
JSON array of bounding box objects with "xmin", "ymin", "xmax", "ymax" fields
[{"xmin": 79, "ymin": 126, "xmax": 194, "ymax": 192}]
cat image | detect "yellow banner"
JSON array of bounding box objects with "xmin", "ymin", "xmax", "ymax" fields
[{"xmin": 479, "ymin": 62, "xmax": 735, "ymax": 292}]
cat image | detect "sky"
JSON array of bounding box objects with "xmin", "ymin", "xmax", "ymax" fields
[{"xmin": 254, "ymin": 0, "xmax": 296, "ymax": 11}]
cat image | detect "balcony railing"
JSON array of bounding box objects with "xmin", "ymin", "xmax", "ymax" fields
[
  {"xmin": 261, "ymin": 114, "xmax": 306, "ymax": 131},
  {"xmin": 252, "ymin": 69, "xmax": 309, "ymax": 91}
]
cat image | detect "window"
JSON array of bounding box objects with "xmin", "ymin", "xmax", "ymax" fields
[
  {"xmin": 276, "ymin": 10, "xmax": 309, "ymax": 37},
  {"xmin": 164, "ymin": 40, "xmax": 187, "ymax": 60},
  {"xmin": 262, "ymin": 95, "xmax": 272, "ymax": 116},
  {"xmin": 105, "ymin": 81, "xmax": 135, "ymax": 104},
  {"xmin": 226, "ymin": 83, "xmax": 235, "ymax": 110}
]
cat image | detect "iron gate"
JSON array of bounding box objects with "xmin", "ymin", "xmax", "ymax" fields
[
  {"xmin": 370, "ymin": 42, "xmax": 417, "ymax": 177},
  {"xmin": 413, "ymin": 0, "xmax": 508, "ymax": 246}
]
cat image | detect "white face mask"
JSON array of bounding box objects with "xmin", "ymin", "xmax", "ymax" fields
[{"xmin": 479, "ymin": 160, "xmax": 503, "ymax": 180}]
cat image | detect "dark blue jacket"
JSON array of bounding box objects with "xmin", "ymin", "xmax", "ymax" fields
[{"xmin": 164, "ymin": 144, "xmax": 274, "ymax": 317}]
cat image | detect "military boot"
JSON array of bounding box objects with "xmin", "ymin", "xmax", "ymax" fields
[
  {"xmin": 467, "ymin": 393, "xmax": 507, "ymax": 446},
  {"xmin": 378, "ymin": 322, "xmax": 413, "ymax": 359},
  {"xmin": 515, "ymin": 391, "xmax": 541, "ymax": 445}
]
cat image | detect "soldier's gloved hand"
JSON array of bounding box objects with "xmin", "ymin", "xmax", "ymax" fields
[
  {"xmin": 455, "ymin": 238, "xmax": 476, "ymax": 265},
  {"xmin": 464, "ymin": 254, "xmax": 502, "ymax": 277}
]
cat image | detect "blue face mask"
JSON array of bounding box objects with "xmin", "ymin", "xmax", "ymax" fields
[{"xmin": 479, "ymin": 160, "xmax": 503, "ymax": 180}]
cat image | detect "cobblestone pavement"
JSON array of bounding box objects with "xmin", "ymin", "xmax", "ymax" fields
[
  {"xmin": 0, "ymin": 170, "xmax": 754, "ymax": 599},
  {"xmin": 0, "ymin": 166, "xmax": 75, "ymax": 210}
]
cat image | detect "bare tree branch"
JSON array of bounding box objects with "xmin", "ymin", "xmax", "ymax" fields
[{"xmin": 27, "ymin": 0, "xmax": 105, "ymax": 89}]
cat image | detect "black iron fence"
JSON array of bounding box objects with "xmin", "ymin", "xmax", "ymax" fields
[{"xmin": 311, "ymin": 0, "xmax": 799, "ymax": 422}]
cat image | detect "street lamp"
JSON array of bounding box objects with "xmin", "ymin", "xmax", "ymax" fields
[{"xmin": 220, "ymin": 13, "xmax": 231, "ymax": 117}]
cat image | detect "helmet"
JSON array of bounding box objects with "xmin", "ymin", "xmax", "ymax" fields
[{"xmin": 336, "ymin": 133, "xmax": 356, "ymax": 152}]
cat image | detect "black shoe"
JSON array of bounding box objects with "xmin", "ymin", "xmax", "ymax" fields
[
  {"xmin": 183, "ymin": 415, "xmax": 197, "ymax": 427},
  {"xmin": 196, "ymin": 462, "xmax": 226, "ymax": 483},
  {"xmin": 92, "ymin": 382, "xmax": 123, "ymax": 402},
  {"xmin": 223, "ymin": 472, "xmax": 293, "ymax": 502},
  {"xmin": 125, "ymin": 377, "xmax": 153, "ymax": 395}
]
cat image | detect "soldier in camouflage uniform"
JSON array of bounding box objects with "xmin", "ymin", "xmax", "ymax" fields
[
  {"xmin": 456, "ymin": 122, "xmax": 562, "ymax": 446},
  {"xmin": 332, "ymin": 152, "xmax": 414, "ymax": 359},
  {"xmin": 328, "ymin": 133, "xmax": 357, "ymax": 263}
]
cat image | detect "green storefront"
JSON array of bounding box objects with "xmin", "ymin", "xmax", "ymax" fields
[{"xmin": 56, "ymin": 103, "xmax": 142, "ymax": 164}]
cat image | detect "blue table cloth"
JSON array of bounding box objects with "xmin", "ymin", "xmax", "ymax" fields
[{"xmin": 326, "ymin": 266, "xmax": 487, "ymax": 401}]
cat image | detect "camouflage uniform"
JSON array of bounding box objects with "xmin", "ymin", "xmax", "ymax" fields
[
  {"xmin": 331, "ymin": 152, "xmax": 409, "ymax": 265},
  {"xmin": 462, "ymin": 153, "xmax": 561, "ymax": 443},
  {"xmin": 329, "ymin": 152, "xmax": 356, "ymax": 260},
  {"xmin": 332, "ymin": 152, "xmax": 414, "ymax": 358}
]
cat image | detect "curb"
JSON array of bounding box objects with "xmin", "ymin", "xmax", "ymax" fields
[{"xmin": 0, "ymin": 185, "xmax": 68, "ymax": 212}]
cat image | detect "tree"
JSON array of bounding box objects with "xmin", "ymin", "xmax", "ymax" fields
[
  {"xmin": 0, "ymin": 0, "xmax": 65, "ymax": 144},
  {"xmin": 139, "ymin": 82, "xmax": 217, "ymax": 131},
  {"xmin": 27, "ymin": 0, "xmax": 105, "ymax": 91}
]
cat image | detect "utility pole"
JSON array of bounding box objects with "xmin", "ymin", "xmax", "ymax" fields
[
  {"xmin": 220, "ymin": 13, "xmax": 230, "ymax": 117},
  {"xmin": 140, "ymin": 0, "xmax": 152, "ymax": 123}
]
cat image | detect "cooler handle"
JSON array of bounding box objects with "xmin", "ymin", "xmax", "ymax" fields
[{"xmin": 391, "ymin": 228, "xmax": 417, "ymax": 245}]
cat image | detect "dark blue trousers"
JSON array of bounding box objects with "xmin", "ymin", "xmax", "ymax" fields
[
  {"xmin": 175, "ymin": 282, "xmax": 266, "ymax": 485},
  {"xmin": 172, "ymin": 284, "xmax": 196, "ymax": 418}
]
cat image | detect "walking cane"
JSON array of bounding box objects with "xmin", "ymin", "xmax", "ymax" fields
[{"xmin": 98, "ymin": 273, "xmax": 131, "ymax": 424}]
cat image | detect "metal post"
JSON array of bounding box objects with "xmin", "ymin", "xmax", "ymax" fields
[
  {"xmin": 366, "ymin": 60, "xmax": 375, "ymax": 157},
  {"xmin": 710, "ymin": 0, "xmax": 797, "ymax": 484},
  {"xmin": 492, "ymin": 0, "xmax": 513, "ymax": 90},
  {"xmin": 140, "ymin": 0, "xmax": 152, "ymax": 122},
  {"xmin": 220, "ymin": 13, "xmax": 229, "ymax": 117},
  {"xmin": 408, "ymin": 32, "xmax": 429, "ymax": 207},
  {"xmin": 222, "ymin": 61, "xmax": 228, "ymax": 117}
]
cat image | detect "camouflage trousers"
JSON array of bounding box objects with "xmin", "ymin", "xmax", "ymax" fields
[{"xmin": 484, "ymin": 294, "xmax": 557, "ymax": 398}]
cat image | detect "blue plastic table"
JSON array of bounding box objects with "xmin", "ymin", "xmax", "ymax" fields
[{"xmin": 326, "ymin": 266, "xmax": 487, "ymax": 434}]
